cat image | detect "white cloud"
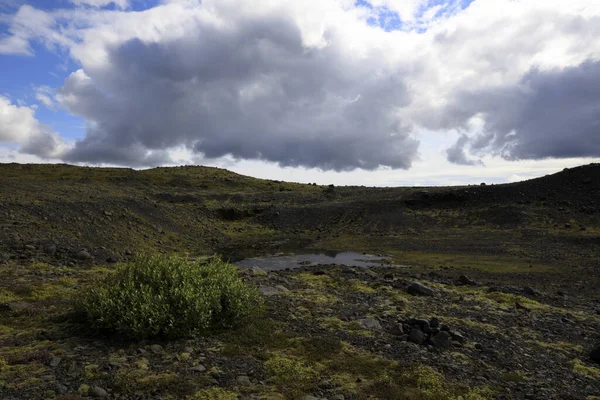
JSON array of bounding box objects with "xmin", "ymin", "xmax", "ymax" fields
[
  {"xmin": 69, "ymin": 0, "xmax": 129, "ymax": 8},
  {"xmin": 0, "ymin": 95, "xmax": 69, "ymax": 158}
]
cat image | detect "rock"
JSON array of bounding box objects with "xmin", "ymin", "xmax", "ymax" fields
[
  {"xmin": 190, "ymin": 364, "xmax": 206, "ymax": 373},
  {"xmin": 43, "ymin": 244, "xmax": 57, "ymax": 255},
  {"xmin": 250, "ymin": 266, "xmax": 267, "ymax": 276},
  {"xmin": 297, "ymin": 396, "xmax": 320, "ymax": 400},
  {"xmin": 25, "ymin": 244, "xmax": 36, "ymax": 251},
  {"xmin": 450, "ymin": 331, "xmax": 466, "ymax": 344},
  {"xmin": 590, "ymin": 344, "xmax": 600, "ymax": 364},
  {"xmin": 89, "ymin": 386, "xmax": 108, "ymax": 398},
  {"xmin": 76, "ymin": 250, "xmax": 92, "ymax": 260},
  {"xmin": 407, "ymin": 282, "xmax": 434, "ymax": 297},
  {"xmin": 408, "ymin": 329, "xmax": 426, "ymax": 345},
  {"xmin": 431, "ymin": 331, "xmax": 452, "ymax": 349},
  {"xmin": 49, "ymin": 356, "xmax": 62, "ymax": 367},
  {"xmin": 258, "ymin": 285, "xmax": 289, "ymax": 296},
  {"xmin": 236, "ymin": 375, "xmax": 252, "ymax": 386},
  {"xmin": 458, "ymin": 275, "xmax": 477, "ymax": 286},
  {"xmin": 429, "ymin": 317, "xmax": 440, "ymax": 328},
  {"xmin": 0, "ymin": 252, "xmax": 9, "ymax": 262},
  {"xmin": 358, "ymin": 317, "xmax": 382, "ymax": 330},
  {"xmin": 150, "ymin": 344, "xmax": 163, "ymax": 353},
  {"xmin": 331, "ymin": 395, "xmax": 345, "ymax": 400},
  {"xmin": 56, "ymin": 384, "xmax": 68, "ymax": 394},
  {"xmin": 389, "ymin": 324, "xmax": 404, "ymax": 336},
  {"xmin": 523, "ymin": 286, "xmax": 539, "ymax": 296},
  {"xmin": 2, "ymin": 301, "xmax": 33, "ymax": 312},
  {"xmin": 106, "ymin": 256, "xmax": 118, "ymax": 263},
  {"xmin": 411, "ymin": 319, "xmax": 432, "ymax": 333}
]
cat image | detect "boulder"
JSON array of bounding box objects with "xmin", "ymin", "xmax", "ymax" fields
[
  {"xmin": 407, "ymin": 282, "xmax": 434, "ymax": 297},
  {"xmin": 76, "ymin": 250, "xmax": 92, "ymax": 260},
  {"xmin": 408, "ymin": 329, "xmax": 426, "ymax": 345},
  {"xmin": 458, "ymin": 275, "xmax": 477, "ymax": 286},
  {"xmin": 89, "ymin": 386, "xmax": 108, "ymax": 398},
  {"xmin": 590, "ymin": 344, "xmax": 600, "ymax": 364},
  {"xmin": 358, "ymin": 318, "xmax": 382, "ymax": 330},
  {"xmin": 389, "ymin": 324, "xmax": 404, "ymax": 336},
  {"xmin": 431, "ymin": 331, "xmax": 452, "ymax": 349}
]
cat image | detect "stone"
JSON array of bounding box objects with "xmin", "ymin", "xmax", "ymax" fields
[
  {"xmin": 458, "ymin": 275, "xmax": 477, "ymax": 286},
  {"xmin": 89, "ymin": 386, "xmax": 108, "ymax": 397},
  {"xmin": 358, "ymin": 317, "xmax": 382, "ymax": 330},
  {"xmin": 407, "ymin": 282, "xmax": 434, "ymax": 297},
  {"xmin": 190, "ymin": 364, "xmax": 206, "ymax": 373},
  {"xmin": 56, "ymin": 384, "xmax": 68, "ymax": 394},
  {"xmin": 408, "ymin": 329, "xmax": 426, "ymax": 345},
  {"xmin": 431, "ymin": 331, "xmax": 452, "ymax": 350},
  {"xmin": 0, "ymin": 252, "xmax": 10, "ymax": 262},
  {"xmin": 523, "ymin": 286, "xmax": 539, "ymax": 296},
  {"xmin": 76, "ymin": 250, "xmax": 92, "ymax": 260},
  {"xmin": 590, "ymin": 344, "xmax": 600, "ymax": 364},
  {"xmin": 236, "ymin": 375, "xmax": 252, "ymax": 386},
  {"xmin": 389, "ymin": 324, "xmax": 404, "ymax": 336},
  {"xmin": 250, "ymin": 266, "xmax": 267, "ymax": 276},
  {"xmin": 43, "ymin": 244, "xmax": 57, "ymax": 255},
  {"xmin": 2, "ymin": 301, "xmax": 33, "ymax": 312},
  {"xmin": 450, "ymin": 331, "xmax": 466, "ymax": 344},
  {"xmin": 412, "ymin": 319, "xmax": 432, "ymax": 333},
  {"xmin": 49, "ymin": 356, "xmax": 62, "ymax": 367},
  {"xmin": 150, "ymin": 344, "xmax": 163, "ymax": 354},
  {"xmin": 25, "ymin": 244, "xmax": 36, "ymax": 251},
  {"xmin": 258, "ymin": 285, "xmax": 289, "ymax": 296},
  {"xmin": 429, "ymin": 317, "xmax": 440, "ymax": 328}
]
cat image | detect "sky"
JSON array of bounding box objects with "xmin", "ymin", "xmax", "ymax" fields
[{"xmin": 1, "ymin": 0, "xmax": 600, "ymax": 186}]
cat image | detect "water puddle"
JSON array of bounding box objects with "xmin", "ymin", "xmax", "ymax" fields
[{"xmin": 234, "ymin": 251, "xmax": 391, "ymax": 271}]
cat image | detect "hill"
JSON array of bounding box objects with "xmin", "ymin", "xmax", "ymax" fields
[{"xmin": 1, "ymin": 162, "xmax": 600, "ymax": 399}]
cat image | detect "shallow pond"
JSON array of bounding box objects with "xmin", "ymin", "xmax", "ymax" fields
[{"xmin": 234, "ymin": 251, "xmax": 391, "ymax": 271}]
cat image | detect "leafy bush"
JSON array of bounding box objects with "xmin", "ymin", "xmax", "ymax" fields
[{"xmin": 76, "ymin": 254, "xmax": 263, "ymax": 339}]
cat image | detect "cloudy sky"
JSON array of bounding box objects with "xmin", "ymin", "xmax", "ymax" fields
[{"xmin": 1, "ymin": 0, "xmax": 599, "ymax": 186}]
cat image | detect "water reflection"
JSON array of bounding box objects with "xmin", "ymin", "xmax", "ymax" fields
[{"xmin": 234, "ymin": 251, "xmax": 389, "ymax": 271}]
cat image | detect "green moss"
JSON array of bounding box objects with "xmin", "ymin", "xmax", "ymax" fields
[
  {"xmin": 189, "ymin": 388, "xmax": 238, "ymax": 400},
  {"xmin": 571, "ymin": 359, "xmax": 600, "ymax": 379},
  {"xmin": 264, "ymin": 354, "xmax": 320, "ymax": 397},
  {"xmin": 500, "ymin": 371, "xmax": 527, "ymax": 382},
  {"xmin": 527, "ymin": 340, "xmax": 583, "ymax": 354}
]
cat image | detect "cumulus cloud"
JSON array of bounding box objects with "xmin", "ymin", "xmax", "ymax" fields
[
  {"xmin": 0, "ymin": 95, "xmax": 68, "ymax": 158},
  {"xmin": 445, "ymin": 61, "xmax": 600, "ymax": 161},
  {"xmin": 54, "ymin": 1, "xmax": 419, "ymax": 170}
]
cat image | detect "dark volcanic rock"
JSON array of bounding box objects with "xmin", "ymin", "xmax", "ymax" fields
[
  {"xmin": 458, "ymin": 274, "xmax": 477, "ymax": 286},
  {"xmin": 408, "ymin": 329, "xmax": 426, "ymax": 345},
  {"xmin": 407, "ymin": 282, "xmax": 434, "ymax": 296},
  {"xmin": 431, "ymin": 331, "xmax": 452, "ymax": 349},
  {"xmin": 591, "ymin": 344, "xmax": 600, "ymax": 364}
]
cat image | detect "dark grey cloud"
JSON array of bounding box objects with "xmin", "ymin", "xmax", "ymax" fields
[
  {"xmin": 441, "ymin": 60, "xmax": 600, "ymax": 161},
  {"xmin": 59, "ymin": 14, "xmax": 418, "ymax": 170},
  {"xmin": 445, "ymin": 134, "xmax": 482, "ymax": 166}
]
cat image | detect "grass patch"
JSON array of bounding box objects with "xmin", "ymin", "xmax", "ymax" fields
[
  {"xmin": 571, "ymin": 359, "xmax": 600, "ymax": 379},
  {"xmin": 76, "ymin": 254, "xmax": 263, "ymax": 340}
]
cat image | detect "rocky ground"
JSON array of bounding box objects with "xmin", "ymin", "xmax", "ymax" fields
[{"xmin": 1, "ymin": 163, "xmax": 600, "ymax": 399}]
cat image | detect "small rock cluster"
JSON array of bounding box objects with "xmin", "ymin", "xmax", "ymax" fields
[{"xmin": 389, "ymin": 317, "xmax": 465, "ymax": 350}]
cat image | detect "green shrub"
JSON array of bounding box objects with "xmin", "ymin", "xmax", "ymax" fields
[{"xmin": 76, "ymin": 254, "xmax": 263, "ymax": 339}]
